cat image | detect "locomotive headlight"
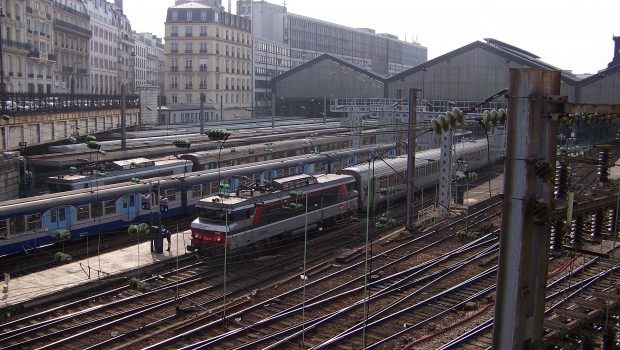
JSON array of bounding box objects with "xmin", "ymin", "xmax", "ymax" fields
[{"xmin": 216, "ymin": 236, "xmax": 221, "ymax": 242}]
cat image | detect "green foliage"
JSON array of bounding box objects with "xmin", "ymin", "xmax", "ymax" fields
[
  {"xmin": 129, "ymin": 277, "xmax": 140, "ymax": 289},
  {"xmin": 54, "ymin": 251, "xmax": 64, "ymax": 261},
  {"xmin": 289, "ymin": 191, "xmax": 304, "ymax": 198},
  {"xmin": 85, "ymin": 135, "xmax": 97, "ymax": 142},
  {"xmin": 129, "ymin": 177, "xmax": 140, "ymax": 183},
  {"xmin": 456, "ymin": 230, "xmax": 477, "ymax": 240},
  {"xmin": 137, "ymin": 281, "xmax": 151, "ymax": 293},
  {"xmin": 69, "ymin": 137, "xmax": 78, "ymax": 144},
  {"xmin": 375, "ymin": 216, "xmax": 396, "ymax": 228}
]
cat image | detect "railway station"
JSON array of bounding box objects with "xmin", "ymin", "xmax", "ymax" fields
[{"xmin": 0, "ymin": 0, "xmax": 619, "ymax": 348}]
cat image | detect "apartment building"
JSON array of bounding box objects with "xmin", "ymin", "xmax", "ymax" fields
[{"xmin": 164, "ymin": 0, "xmax": 252, "ymax": 120}]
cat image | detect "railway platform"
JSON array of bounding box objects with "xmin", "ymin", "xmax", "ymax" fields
[
  {"xmin": 0, "ymin": 230, "xmax": 192, "ymax": 314},
  {"xmin": 464, "ymin": 173, "xmax": 504, "ymax": 205}
]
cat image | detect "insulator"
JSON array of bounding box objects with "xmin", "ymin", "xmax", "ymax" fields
[
  {"xmin": 580, "ymin": 335, "xmax": 595, "ymax": 350},
  {"xmin": 535, "ymin": 161, "xmax": 554, "ymax": 182},
  {"xmin": 598, "ymin": 149, "xmax": 611, "ymax": 183},
  {"xmin": 550, "ymin": 220, "xmax": 565, "ymax": 252},
  {"xmin": 609, "ymin": 208, "xmax": 619, "ymax": 237},
  {"xmin": 602, "ymin": 324, "xmax": 616, "ymax": 350},
  {"xmin": 555, "ymin": 161, "xmax": 570, "ymax": 199},
  {"xmin": 591, "ymin": 208, "xmax": 608, "ymax": 242},
  {"xmin": 571, "ymin": 215, "xmax": 586, "ymax": 246}
]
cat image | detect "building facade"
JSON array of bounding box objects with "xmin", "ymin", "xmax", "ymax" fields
[
  {"xmin": 52, "ymin": 0, "xmax": 90, "ymax": 95},
  {"xmin": 133, "ymin": 32, "xmax": 165, "ymax": 96},
  {"xmin": 237, "ymin": 0, "xmax": 428, "ymax": 117},
  {"xmin": 164, "ymin": 0, "xmax": 252, "ymax": 121}
]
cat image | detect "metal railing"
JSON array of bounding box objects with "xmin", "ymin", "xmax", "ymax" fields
[{"xmin": 0, "ymin": 92, "xmax": 140, "ymax": 115}]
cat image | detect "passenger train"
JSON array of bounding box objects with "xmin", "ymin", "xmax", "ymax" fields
[
  {"xmin": 189, "ymin": 139, "xmax": 500, "ymax": 254},
  {"xmin": 0, "ymin": 143, "xmax": 396, "ymax": 256}
]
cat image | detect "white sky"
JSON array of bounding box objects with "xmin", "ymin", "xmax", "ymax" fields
[{"xmin": 123, "ymin": 0, "xmax": 620, "ymax": 75}]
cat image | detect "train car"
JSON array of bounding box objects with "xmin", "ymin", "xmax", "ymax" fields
[
  {"xmin": 187, "ymin": 173, "xmax": 358, "ymax": 254},
  {"xmin": 0, "ymin": 145, "xmax": 391, "ymax": 256},
  {"xmin": 46, "ymin": 157, "xmax": 192, "ymax": 192},
  {"xmin": 180, "ymin": 133, "xmax": 382, "ymax": 171},
  {"xmin": 340, "ymin": 139, "xmax": 499, "ymax": 211}
]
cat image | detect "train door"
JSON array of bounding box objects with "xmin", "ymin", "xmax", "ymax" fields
[
  {"xmin": 119, "ymin": 194, "xmax": 139, "ymax": 221},
  {"xmin": 296, "ymin": 164, "xmax": 309, "ymax": 174},
  {"xmin": 0, "ymin": 219, "xmax": 8, "ymax": 239},
  {"xmin": 387, "ymin": 149, "xmax": 397, "ymax": 159},
  {"xmin": 347, "ymin": 155, "xmax": 358, "ymax": 167},
  {"xmin": 47, "ymin": 206, "xmax": 71, "ymax": 231},
  {"xmin": 261, "ymin": 169, "xmax": 278, "ymax": 181}
]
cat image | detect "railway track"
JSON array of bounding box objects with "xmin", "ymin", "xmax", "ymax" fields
[{"xmin": 0, "ymin": 196, "xmax": 505, "ymax": 349}]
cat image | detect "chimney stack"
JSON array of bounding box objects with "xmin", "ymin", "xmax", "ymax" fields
[
  {"xmin": 608, "ymin": 36, "xmax": 620, "ymax": 68},
  {"xmin": 114, "ymin": 0, "xmax": 123, "ymax": 14}
]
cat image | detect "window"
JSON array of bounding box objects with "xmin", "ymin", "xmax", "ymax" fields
[
  {"xmin": 171, "ymin": 11, "xmax": 178, "ymax": 21},
  {"xmin": 185, "ymin": 26, "xmax": 192, "ymax": 37},
  {"xmin": 186, "ymin": 10, "xmax": 192, "ymax": 21},
  {"xmin": 172, "ymin": 95, "xmax": 178, "ymax": 103},
  {"xmin": 92, "ymin": 202, "xmax": 103, "ymax": 218},
  {"xmin": 201, "ymin": 11, "xmax": 207, "ymax": 21},
  {"xmin": 171, "ymin": 43, "xmax": 178, "ymax": 53},
  {"xmin": 171, "ymin": 26, "xmax": 178, "ymax": 37},
  {"xmin": 77, "ymin": 205, "xmax": 90, "ymax": 220},
  {"xmin": 200, "ymin": 42, "xmax": 208, "ymax": 53},
  {"xmin": 105, "ymin": 200, "xmax": 116, "ymax": 215},
  {"xmin": 185, "ymin": 59, "xmax": 193, "ymax": 71},
  {"xmin": 192, "ymin": 185, "xmax": 202, "ymax": 198},
  {"xmin": 185, "ymin": 42, "xmax": 193, "ymax": 53},
  {"xmin": 165, "ymin": 189, "xmax": 176, "ymax": 202},
  {"xmin": 200, "ymin": 26, "xmax": 207, "ymax": 37},
  {"xmin": 27, "ymin": 214, "xmax": 42, "ymax": 230},
  {"xmin": 186, "ymin": 93, "xmax": 192, "ymax": 103}
]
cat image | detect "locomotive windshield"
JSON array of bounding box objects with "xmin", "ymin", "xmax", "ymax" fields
[{"xmin": 196, "ymin": 206, "xmax": 247, "ymax": 224}]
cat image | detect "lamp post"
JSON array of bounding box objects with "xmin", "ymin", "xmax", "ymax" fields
[
  {"xmin": 71, "ymin": 62, "xmax": 80, "ymax": 96},
  {"xmin": 0, "ymin": 7, "xmax": 6, "ymax": 95}
]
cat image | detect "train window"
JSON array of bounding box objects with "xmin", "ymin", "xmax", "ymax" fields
[
  {"xmin": 51, "ymin": 210, "xmax": 57, "ymax": 223},
  {"xmin": 129, "ymin": 195, "xmax": 136, "ymax": 207},
  {"xmin": 91, "ymin": 202, "xmax": 103, "ymax": 218},
  {"xmin": 389, "ymin": 174, "xmax": 397, "ymax": 186},
  {"xmin": 122, "ymin": 197, "xmax": 128, "ymax": 209},
  {"xmin": 165, "ymin": 189, "xmax": 176, "ymax": 202},
  {"xmin": 59, "ymin": 208, "xmax": 65, "ymax": 221},
  {"xmin": 27, "ymin": 214, "xmax": 42, "ymax": 230},
  {"xmin": 192, "ymin": 185, "xmax": 202, "ymax": 198},
  {"xmin": 104, "ymin": 200, "xmax": 116, "ymax": 215},
  {"xmin": 379, "ymin": 177, "xmax": 388, "ymax": 190},
  {"xmin": 77, "ymin": 205, "xmax": 90, "ymax": 220},
  {"xmin": 0, "ymin": 220, "xmax": 6, "ymax": 239},
  {"xmin": 12, "ymin": 217, "xmax": 25, "ymax": 234}
]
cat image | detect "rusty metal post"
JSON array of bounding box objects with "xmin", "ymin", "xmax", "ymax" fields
[{"xmin": 492, "ymin": 68, "xmax": 560, "ymax": 349}]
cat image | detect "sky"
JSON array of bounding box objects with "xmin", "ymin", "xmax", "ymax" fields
[{"xmin": 123, "ymin": 0, "xmax": 620, "ymax": 75}]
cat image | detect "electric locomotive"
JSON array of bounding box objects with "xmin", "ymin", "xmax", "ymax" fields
[{"xmin": 188, "ymin": 173, "xmax": 358, "ymax": 254}]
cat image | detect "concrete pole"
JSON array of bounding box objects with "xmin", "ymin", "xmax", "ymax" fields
[
  {"xmin": 406, "ymin": 89, "xmax": 418, "ymax": 231},
  {"xmin": 200, "ymin": 93, "xmax": 205, "ymax": 134},
  {"xmin": 120, "ymin": 84, "xmax": 126, "ymax": 150},
  {"xmin": 492, "ymin": 68, "xmax": 560, "ymax": 349}
]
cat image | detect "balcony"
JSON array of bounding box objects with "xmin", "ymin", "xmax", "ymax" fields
[
  {"xmin": 185, "ymin": 33, "xmax": 193, "ymax": 37},
  {"xmin": 199, "ymin": 49, "xmax": 207, "ymax": 54},
  {"xmin": 53, "ymin": 19, "xmax": 92, "ymax": 38},
  {"xmin": 170, "ymin": 66, "xmax": 178, "ymax": 72},
  {"xmin": 27, "ymin": 50, "xmax": 40, "ymax": 59},
  {"xmin": 199, "ymin": 65, "xmax": 207, "ymax": 71},
  {"xmin": 200, "ymin": 32, "xmax": 207, "ymax": 37},
  {"xmin": 199, "ymin": 84, "xmax": 207, "ymax": 89},
  {"xmin": 4, "ymin": 39, "xmax": 32, "ymax": 51},
  {"xmin": 63, "ymin": 66, "xmax": 74, "ymax": 73},
  {"xmin": 53, "ymin": 1, "xmax": 90, "ymax": 20},
  {"xmin": 170, "ymin": 49, "xmax": 178, "ymax": 54},
  {"xmin": 26, "ymin": 6, "xmax": 33, "ymax": 14},
  {"xmin": 48, "ymin": 54, "xmax": 57, "ymax": 61},
  {"xmin": 28, "ymin": 73, "xmax": 34, "ymax": 78},
  {"xmin": 185, "ymin": 66, "xmax": 193, "ymax": 71},
  {"xmin": 170, "ymin": 84, "xmax": 178, "ymax": 89},
  {"xmin": 185, "ymin": 84, "xmax": 193, "ymax": 89},
  {"xmin": 171, "ymin": 33, "xmax": 178, "ymax": 37},
  {"xmin": 184, "ymin": 50, "xmax": 193, "ymax": 54}
]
